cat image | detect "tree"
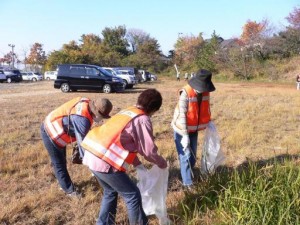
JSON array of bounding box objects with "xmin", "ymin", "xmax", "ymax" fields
[
  {"xmin": 80, "ymin": 34, "xmax": 102, "ymax": 54},
  {"xmin": 102, "ymin": 25, "xmax": 129, "ymax": 56},
  {"xmin": 45, "ymin": 51, "xmax": 67, "ymax": 70},
  {"xmin": 79, "ymin": 34, "xmax": 105, "ymax": 65},
  {"xmin": 275, "ymin": 28, "xmax": 300, "ymax": 57},
  {"xmin": 174, "ymin": 33, "xmax": 204, "ymax": 67},
  {"xmin": 126, "ymin": 28, "xmax": 151, "ymax": 53},
  {"xmin": 25, "ymin": 43, "xmax": 47, "ymax": 71},
  {"xmin": 2, "ymin": 51, "xmax": 20, "ymax": 68},
  {"xmin": 2, "ymin": 52, "xmax": 13, "ymax": 66},
  {"xmin": 286, "ymin": 6, "xmax": 300, "ymax": 29},
  {"xmin": 195, "ymin": 31, "xmax": 221, "ymax": 72},
  {"xmin": 240, "ymin": 19, "xmax": 269, "ymax": 45},
  {"xmin": 125, "ymin": 38, "xmax": 165, "ymax": 72},
  {"xmin": 45, "ymin": 40, "xmax": 91, "ymax": 70},
  {"xmin": 0, "ymin": 57, "xmax": 5, "ymax": 66}
]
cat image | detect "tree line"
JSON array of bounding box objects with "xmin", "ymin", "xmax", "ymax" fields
[{"xmin": 1, "ymin": 6, "xmax": 300, "ymax": 80}]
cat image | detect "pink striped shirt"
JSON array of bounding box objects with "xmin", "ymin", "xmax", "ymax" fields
[{"xmin": 82, "ymin": 114, "xmax": 166, "ymax": 172}]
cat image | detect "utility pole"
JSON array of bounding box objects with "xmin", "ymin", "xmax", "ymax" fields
[{"xmin": 8, "ymin": 44, "xmax": 15, "ymax": 68}]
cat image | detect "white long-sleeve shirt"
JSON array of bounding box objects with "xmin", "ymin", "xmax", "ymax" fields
[{"xmin": 171, "ymin": 89, "xmax": 189, "ymax": 136}]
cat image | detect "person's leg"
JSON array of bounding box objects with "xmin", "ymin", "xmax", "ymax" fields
[
  {"xmin": 92, "ymin": 170, "xmax": 118, "ymax": 225},
  {"xmin": 174, "ymin": 131, "xmax": 193, "ymax": 186},
  {"xmin": 189, "ymin": 132, "xmax": 198, "ymax": 168},
  {"xmin": 40, "ymin": 124, "xmax": 75, "ymax": 194},
  {"xmin": 92, "ymin": 170, "xmax": 148, "ymax": 225}
]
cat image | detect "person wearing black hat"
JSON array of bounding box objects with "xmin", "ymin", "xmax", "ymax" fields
[
  {"xmin": 171, "ymin": 69, "xmax": 215, "ymax": 188},
  {"xmin": 40, "ymin": 97, "xmax": 112, "ymax": 197}
]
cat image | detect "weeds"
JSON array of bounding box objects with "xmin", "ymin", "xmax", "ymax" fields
[
  {"xmin": 0, "ymin": 79, "xmax": 299, "ymax": 224},
  {"xmin": 177, "ymin": 160, "xmax": 300, "ymax": 225}
]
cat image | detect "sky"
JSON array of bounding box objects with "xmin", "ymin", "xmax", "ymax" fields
[{"xmin": 0, "ymin": 0, "xmax": 299, "ymax": 60}]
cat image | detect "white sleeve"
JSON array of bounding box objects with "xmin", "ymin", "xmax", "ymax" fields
[{"xmin": 177, "ymin": 90, "xmax": 188, "ymax": 135}]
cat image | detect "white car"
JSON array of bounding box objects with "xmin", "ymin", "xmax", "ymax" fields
[
  {"xmin": 102, "ymin": 67, "xmax": 137, "ymax": 89},
  {"xmin": 21, "ymin": 71, "xmax": 43, "ymax": 82},
  {"xmin": 44, "ymin": 71, "xmax": 57, "ymax": 80}
]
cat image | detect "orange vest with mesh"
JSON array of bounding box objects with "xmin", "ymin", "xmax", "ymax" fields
[
  {"xmin": 178, "ymin": 85, "xmax": 211, "ymax": 132},
  {"xmin": 44, "ymin": 97, "xmax": 93, "ymax": 148},
  {"xmin": 81, "ymin": 106, "xmax": 144, "ymax": 172}
]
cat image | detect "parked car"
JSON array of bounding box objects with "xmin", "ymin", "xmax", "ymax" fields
[
  {"xmin": 102, "ymin": 67, "xmax": 137, "ymax": 89},
  {"xmin": 44, "ymin": 71, "xmax": 57, "ymax": 80},
  {"xmin": 54, "ymin": 64, "xmax": 125, "ymax": 93},
  {"xmin": 114, "ymin": 67, "xmax": 141, "ymax": 82},
  {"xmin": 1, "ymin": 69, "xmax": 22, "ymax": 83},
  {"xmin": 21, "ymin": 71, "xmax": 43, "ymax": 82},
  {"xmin": 0, "ymin": 70, "xmax": 6, "ymax": 82}
]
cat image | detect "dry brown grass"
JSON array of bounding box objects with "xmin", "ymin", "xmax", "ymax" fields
[{"xmin": 0, "ymin": 78, "xmax": 299, "ymax": 224}]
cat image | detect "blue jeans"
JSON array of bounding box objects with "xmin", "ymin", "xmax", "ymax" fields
[
  {"xmin": 174, "ymin": 131, "xmax": 198, "ymax": 186},
  {"xmin": 91, "ymin": 169, "xmax": 148, "ymax": 225},
  {"xmin": 40, "ymin": 123, "xmax": 75, "ymax": 194}
]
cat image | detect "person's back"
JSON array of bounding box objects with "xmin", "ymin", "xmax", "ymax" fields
[
  {"xmin": 296, "ymin": 74, "xmax": 300, "ymax": 90},
  {"xmin": 40, "ymin": 97, "xmax": 112, "ymax": 197}
]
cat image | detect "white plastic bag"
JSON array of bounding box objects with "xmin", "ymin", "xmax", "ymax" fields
[
  {"xmin": 200, "ymin": 121, "xmax": 226, "ymax": 175},
  {"xmin": 136, "ymin": 165, "xmax": 171, "ymax": 225}
]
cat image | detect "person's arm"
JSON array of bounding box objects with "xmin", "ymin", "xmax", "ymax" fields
[
  {"xmin": 70, "ymin": 115, "xmax": 91, "ymax": 158},
  {"xmin": 177, "ymin": 90, "xmax": 189, "ymax": 136},
  {"xmin": 132, "ymin": 115, "xmax": 167, "ymax": 169}
]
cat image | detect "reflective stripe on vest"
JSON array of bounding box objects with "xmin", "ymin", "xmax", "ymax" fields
[
  {"xmin": 81, "ymin": 106, "xmax": 144, "ymax": 171},
  {"xmin": 44, "ymin": 97, "xmax": 93, "ymax": 148}
]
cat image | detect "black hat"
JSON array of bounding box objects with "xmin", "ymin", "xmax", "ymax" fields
[{"xmin": 188, "ymin": 69, "xmax": 215, "ymax": 93}]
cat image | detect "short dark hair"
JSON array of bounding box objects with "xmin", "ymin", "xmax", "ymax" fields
[{"xmin": 137, "ymin": 89, "xmax": 162, "ymax": 114}]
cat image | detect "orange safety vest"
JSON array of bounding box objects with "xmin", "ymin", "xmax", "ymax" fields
[
  {"xmin": 81, "ymin": 106, "xmax": 144, "ymax": 172},
  {"xmin": 175, "ymin": 85, "xmax": 211, "ymax": 133},
  {"xmin": 44, "ymin": 97, "xmax": 93, "ymax": 148}
]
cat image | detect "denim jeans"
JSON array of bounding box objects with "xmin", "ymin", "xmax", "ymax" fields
[
  {"xmin": 40, "ymin": 123, "xmax": 75, "ymax": 194},
  {"xmin": 91, "ymin": 169, "xmax": 148, "ymax": 225},
  {"xmin": 174, "ymin": 131, "xmax": 198, "ymax": 186}
]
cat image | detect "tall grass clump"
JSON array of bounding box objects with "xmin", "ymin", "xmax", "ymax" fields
[
  {"xmin": 218, "ymin": 160, "xmax": 300, "ymax": 225},
  {"xmin": 177, "ymin": 159, "xmax": 300, "ymax": 225}
]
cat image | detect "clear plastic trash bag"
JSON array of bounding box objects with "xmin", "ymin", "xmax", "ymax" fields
[
  {"xmin": 136, "ymin": 165, "xmax": 172, "ymax": 225},
  {"xmin": 200, "ymin": 121, "xmax": 226, "ymax": 175}
]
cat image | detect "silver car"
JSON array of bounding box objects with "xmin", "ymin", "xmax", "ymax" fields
[{"xmin": 21, "ymin": 71, "xmax": 43, "ymax": 82}]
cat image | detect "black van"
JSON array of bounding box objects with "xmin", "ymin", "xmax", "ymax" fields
[{"xmin": 54, "ymin": 64, "xmax": 125, "ymax": 93}]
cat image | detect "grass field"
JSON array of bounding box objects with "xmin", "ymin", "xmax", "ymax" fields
[{"xmin": 0, "ymin": 78, "xmax": 299, "ymax": 225}]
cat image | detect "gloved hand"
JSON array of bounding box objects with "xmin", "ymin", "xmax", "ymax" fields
[
  {"xmin": 183, "ymin": 147, "xmax": 191, "ymax": 157},
  {"xmin": 183, "ymin": 146, "xmax": 191, "ymax": 156},
  {"xmin": 181, "ymin": 146, "xmax": 191, "ymax": 161},
  {"xmin": 180, "ymin": 135, "xmax": 190, "ymax": 149}
]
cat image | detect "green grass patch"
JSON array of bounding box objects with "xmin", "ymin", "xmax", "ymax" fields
[{"xmin": 177, "ymin": 157, "xmax": 300, "ymax": 225}]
